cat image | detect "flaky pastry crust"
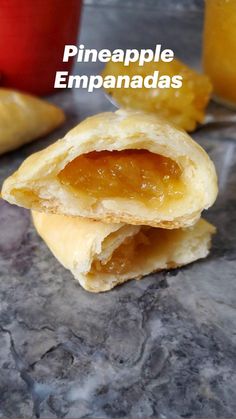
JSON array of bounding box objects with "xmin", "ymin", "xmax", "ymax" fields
[
  {"xmin": 2, "ymin": 110, "xmax": 217, "ymax": 228},
  {"xmin": 0, "ymin": 88, "xmax": 65, "ymax": 154},
  {"xmin": 32, "ymin": 211, "xmax": 216, "ymax": 292}
]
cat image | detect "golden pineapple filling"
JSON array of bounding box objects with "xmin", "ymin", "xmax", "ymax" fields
[
  {"xmin": 91, "ymin": 227, "xmax": 171, "ymax": 276},
  {"xmin": 92, "ymin": 230, "xmax": 150, "ymax": 275},
  {"xmin": 58, "ymin": 150, "xmax": 184, "ymax": 208}
]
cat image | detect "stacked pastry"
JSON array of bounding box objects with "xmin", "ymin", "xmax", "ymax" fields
[{"xmin": 1, "ymin": 110, "xmax": 218, "ymax": 292}]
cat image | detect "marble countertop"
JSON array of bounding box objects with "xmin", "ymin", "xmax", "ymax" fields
[{"xmin": 1, "ymin": 2, "xmax": 236, "ymax": 418}]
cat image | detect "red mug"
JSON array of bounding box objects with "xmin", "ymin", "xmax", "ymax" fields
[{"xmin": 0, "ymin": 0, "xmax": 82, "ymax": 95}]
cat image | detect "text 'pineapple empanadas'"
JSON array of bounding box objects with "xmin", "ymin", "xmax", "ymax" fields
[
  {"xmin": 2, "ymin": 110, "xmax": 217, "ymax": 228},
  {"xmin": 32, "ymin": 211, "xmax": 215, "ymax": 292},
  {"xmin": 0, "ymin": 88, "xmax": 65, "ymax": 154}
]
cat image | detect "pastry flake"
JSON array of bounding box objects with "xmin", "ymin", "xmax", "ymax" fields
[
  {"xmin": 1, "ymin": 110, "xmax": 218, "ymax": 228},
  {"xmin": 32, "ymin": 211, "xmax": 216, "ymax": 293},
  {"xmin": 0, "ymin": 88, "xmax": 65, "ymax": 154}
]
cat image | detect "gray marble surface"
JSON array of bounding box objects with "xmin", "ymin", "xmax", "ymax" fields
[
  {"xmin": 83, "ymin": 0, "xmax": 204, "ymax": 11},
  {"xmin": 1, "ymin": 2, "xmax": 236, "ymax": 418}
]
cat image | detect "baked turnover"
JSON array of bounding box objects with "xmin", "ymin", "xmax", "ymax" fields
[
  {"xmin": 0, "ymin": 88, "xmax": 65, "ymax": 154},
  {"xmin": 1, "ymin": 110, "xmax": 218, "ymax": 228},
  {"xmin": 101, "ymin": 59, "xmax": 212, "ymax": 132},
  {"xmin": 32, "ymin": 211, "xmax": 215, "ymax": 292}
]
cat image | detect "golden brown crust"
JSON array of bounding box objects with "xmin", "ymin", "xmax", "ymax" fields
[
  {"xmin": 0, "ymin": 88, "xmax": 65, "ymax": 154},
  {"xmin": 32, "ymin": 211, "xmax": 216, "ymax": 292},
  {"xmin": 2, "ymin": 109, "xmax": 218, "ymax": 228}
]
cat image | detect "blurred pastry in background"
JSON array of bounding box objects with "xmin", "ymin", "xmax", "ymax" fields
[
  {"xmin": 0, "ymin": 88, "xmax": 65, "ymax": 155},
  {"xmin": 102, "ymin": 58, "xmax": 212, "ymax": 132}
]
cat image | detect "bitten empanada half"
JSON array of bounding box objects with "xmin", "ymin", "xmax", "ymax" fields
[
  {"xmin": 0, "ymin": 88, "xmax": 65, "ymax": 154},
  {"xmin": 32, "ymin": 211, "xmax": 216, "ymax": 293},
  {"xmin": 2, "ymin": 110, "xmax": 217, "ymax": 228}
]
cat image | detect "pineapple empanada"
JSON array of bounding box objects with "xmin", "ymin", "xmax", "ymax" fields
[
  {"xmin": 1, "ymin": 110, "xmax": 217, "ymax": 228},
  {"xmin": 32, "ymin": 211, "xmax": 215, "ymax": 292},
  {"xmin": 101, "ymin": 58, "xmax": 212, "ymax": 132},
  {"xmin": 0, "ymin": 88, "xmax": 65, "ymax": 154}
]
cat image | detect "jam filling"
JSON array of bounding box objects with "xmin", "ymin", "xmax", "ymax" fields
[
  {"xmin": 58, "ymin": 149, "xmax": 184, "ymax": 208},
  {"xmin": 91, "ymin": 229, "xmax": 150, "ymax": 275}
]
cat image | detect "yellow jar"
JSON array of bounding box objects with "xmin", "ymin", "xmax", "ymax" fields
[{"xmin": 203, "ymin": 0, "xmax": 236, "ymax": 108}]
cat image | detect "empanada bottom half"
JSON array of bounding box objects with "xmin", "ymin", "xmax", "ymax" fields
[{"xmin": 32, "ymin": 211, "xmax": 215, "ymax": 292}]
